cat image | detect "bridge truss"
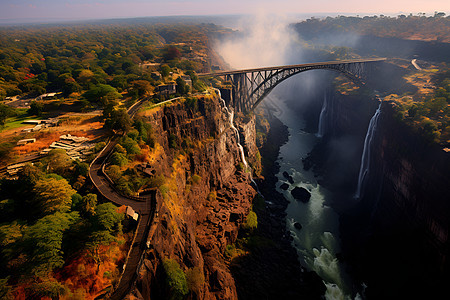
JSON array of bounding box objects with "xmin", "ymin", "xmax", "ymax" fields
[{"xmin": 200, "ymin": 58, "xmax": 386, "ymax": 112}]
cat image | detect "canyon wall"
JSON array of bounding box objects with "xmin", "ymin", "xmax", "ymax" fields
[
  {"xmin": 128, "ymin": 93, "xmax": 259, "ymax": 299},
  {"xmin": 316, "ymin": 92, "xmax": 450, "ymax": 298},
  {"xmin": 355, "ymin": 101, "xmax": 450, "ymax": 298}
]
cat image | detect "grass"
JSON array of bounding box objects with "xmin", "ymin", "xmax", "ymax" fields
[{"xmin": 0, "ymin": 109, "xmax": 36, "ymax": 133}]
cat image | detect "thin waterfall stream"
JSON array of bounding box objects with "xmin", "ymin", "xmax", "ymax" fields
[
  {"xmin": 316, "ymin": 93, "xmax": 328, "ymax": 138},
  {"xmin": 354, "ymin": 102, "xmax": 382, "ymax": 199}
]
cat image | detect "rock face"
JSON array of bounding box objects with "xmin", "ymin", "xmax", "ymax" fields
[
  {"xmin": 314, "ymin": 95, "xmax": 450, "ymax": 299},
  {"xmin": 350, "ymin": 102, "xmax": 450, "ymax": 299},
  {"xmin": 291, "ymin": 187, "xmax": 311, "ymax": 203},
  {"xmin": 132, "ymin": 94, "xmax": 259, "ymax": 300}
]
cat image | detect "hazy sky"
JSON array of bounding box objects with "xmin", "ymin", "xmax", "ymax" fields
[{"xmin": 1, "ymin": 0, "xmax": 449, "ymax": 21}]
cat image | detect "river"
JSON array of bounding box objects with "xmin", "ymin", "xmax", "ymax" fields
[{"xmin": 265, "ymin": 94, "xmax": 356, "ymax": 300}]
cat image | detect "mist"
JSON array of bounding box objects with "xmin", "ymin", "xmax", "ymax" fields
[{"xmin": 214, "ymin": 13, "xmax": 304, "ymax": 69}]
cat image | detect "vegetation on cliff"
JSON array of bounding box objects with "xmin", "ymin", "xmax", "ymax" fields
[{"xmin": 387, "ymin": 67, "xmax": 450, "ymax": 145}]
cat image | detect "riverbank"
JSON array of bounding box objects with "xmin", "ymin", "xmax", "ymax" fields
[{"xmin": 230, "ymin": 114, "xmax": 326, "ymax": 299}]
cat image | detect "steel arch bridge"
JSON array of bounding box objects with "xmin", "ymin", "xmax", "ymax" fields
[{"xmin": 199, "ymin": 58, "xmax": 386, "ymax": 112}]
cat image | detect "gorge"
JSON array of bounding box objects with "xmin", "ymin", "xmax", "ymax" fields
[{"xmin": 129, "ymin": 21, "xmax": 450, "ymax": 300}]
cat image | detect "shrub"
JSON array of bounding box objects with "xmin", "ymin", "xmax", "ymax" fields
[
  {"xmin": 120, "ymin": 136, "xmax": 141, "ymax": 155},
  {"xmin": 106, "ymin": 165, "xmax": 122, "ymax": 182},
  {"xmin": 224, "ymin": 244, "xmax": 236, "ymax": 259},
  {"xmin": 190, "ymin": 174, "xmax": 201, "ymax": 185},
  {"xmin": 186, "ymin": 267, "xmax": 205, "ymax": 293},
  {"xmin": 149, "ymin": 175, "xmax": 166, "ymax": 188},
  {"xmin": 207, "ymin": 191, "xmax": 217, "ymax": 201},
  {"xmin": 163, "ymin": 259, "xmax": 188, "ymax": 300},
  {"xmin": 184, "ymin": 97, "xmax": 198, "ymax": 111},
  {"xmin": 168, "ymin": 133, "xmax": 178, "ymax": 149},
  {"xmin": 243, "ymin": 211, "xmax": 257, "ymax": 230},
  {"xmin": 109, "ymin": 152, "xmax": 128, "ymax": 167}
]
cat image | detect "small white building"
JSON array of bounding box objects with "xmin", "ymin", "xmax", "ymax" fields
[
  {"xmin": 17, "ymin": 138, "xmax": 36, "ymax": 146},
  {"xmin": 22, "ymin": 120, "xmax": 42, "ymax": 125},
  {"xmin": 126, "ymin": 206, "xmax": 139, "ymax": 221}
]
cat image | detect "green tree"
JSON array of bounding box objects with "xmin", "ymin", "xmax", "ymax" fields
[
  {"xmin": 120, "ymin": 136, "xmax": 141, "ymax": 155},
  {"xmin": 82, "ymin": 84, "xmax": 122, "ymax": 106},
  {"xmin": 43, "ymin": 149, "xmax": 73, "ymax": 177},
  {"xmin": 74, "ymin": 161, "xmax": 89, "ymax": 177},
  {"xmin": 71, "ymin": 193, "xmax": 83, "ymax": 210},
  {"xmin": 92, "ymin": 203, "xmax": 123, "ymax": 232},
  {"xmin": 23, "ymin": 211, "xmax": 79, "ymax": 276},
  {"xmin": 186, "ymin": 267, "xmax": 205, "ymax": 295},
  {"xmin": 28, "ymin": 100, "xmax": 44, "ymax": 116},
  {"xmin": 131, "ymin": 80, "xmax": 153, "ymax": 98},
  {"xmin": 86, "ymin": 230, "xmax": 116, "ymax": 270},
  {"xmin": 80, "ymin": 194, "xmax": 97, "ymax": 217},
  {"xmin": 33, "ymin": 177, "xmax": 75, "ymax": 214},
  {"xmin": 176, "ymin": 77, "xmax": 189, "ymax": 95},
  {"xmin": 109, "ymin": 152, "xmax": 128, "ymax": 167},
  {"xmin": 0, "ymin": 222, "xmax": 23, "ymax": 266},
  {"xmin": 0, "ymin": 104, "xmax": 16, "ymax": 126},
  {"xmin": 104, "ymin": 107, "xmax": 131, "ymax": 132},
  {"xmin": 160, "ymin": 65, "xmax": 172, "ymax": 78},
  {"xmin": 106, "ymin": 165, "xmax": 122, "ymax": 182}
]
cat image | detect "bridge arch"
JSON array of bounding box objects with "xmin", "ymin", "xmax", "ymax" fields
[{"xmin": 199, "ymin": 58, "xmax": 386, "ymax": 112}]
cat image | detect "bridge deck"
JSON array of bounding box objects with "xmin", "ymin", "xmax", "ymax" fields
[{"xmin": 199, "ymin": 58, "xmax": 386, "ymax": 76}]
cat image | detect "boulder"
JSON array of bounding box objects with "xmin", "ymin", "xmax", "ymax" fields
[
  {"xmin": 280, "ymin": 183, "xmax": 289, "ymax": 190},
  {"xmin": 294, "ymin": 222, "xmax": 302, "ymax": 230},
  {"xmin": 282, "ymin": 171, "xmax": 294, "ymax": 184},
  {"xmin": 291, "ymin": 187, "xmax": 311, "ymax": 203}
]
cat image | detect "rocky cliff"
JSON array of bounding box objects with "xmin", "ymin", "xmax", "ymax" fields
[
  {"xmin": 127, "ymin": 93, "xmax": 259, "ymax": 299},
  {"xmin": 310, "ymin": 92, "xmax": 450, "ymax": 298},
  {"xmin": 348, "ymin": 101, "xmax": 450, "ymax": 299}
]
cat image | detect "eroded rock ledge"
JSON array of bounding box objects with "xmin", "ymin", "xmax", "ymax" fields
[{"xmin": 127, "ymin": 94, "xmax": 324, "ymax": 299}]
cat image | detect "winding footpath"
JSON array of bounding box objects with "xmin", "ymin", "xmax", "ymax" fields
[{"xmin": 89, "ymin": 98, "xmax": 157, "ymax": 300}]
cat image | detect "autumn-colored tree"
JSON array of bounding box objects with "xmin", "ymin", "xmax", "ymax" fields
[
  {"xmin": 43, "ymin": 149, "xmax": 73, "ymax": 177},
  {"xmin": 131, "ymin": 80, "xmax": 153, "ymax": 98},
  {"xmin": 33, "ymin": 177, "xmax": 75, "ymax": 214}
]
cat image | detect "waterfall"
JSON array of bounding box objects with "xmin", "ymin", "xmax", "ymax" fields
[
  {"xmin": 354, "ymin": 102, "xmax": 382, "ymax": 199},
  {"xmin": 215, "ymin": 89, "xmax": 262, "ymax": 194},
  {"xmin": 316, "ymin": 93, "xmax": 327, "ymax": 138},
  {"xmin": 215, "ymin": 89, "xmax": 249, "ymax": 168}
]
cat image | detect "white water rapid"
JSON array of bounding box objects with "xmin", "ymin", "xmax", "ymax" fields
[
  {"xmin": 354, "ymin": 102, "xmax": 382, "ymax": 199},
  {"xmin": 266, "ymin": 94, "xmax": 353, "ymax": 300},
  {"xmin": 316, "ymin": 93, "xmax": 328, "ymax": 138}
]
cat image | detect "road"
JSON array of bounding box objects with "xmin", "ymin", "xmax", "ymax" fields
[{"xmin": 88, "ymin": 97, "xmax": 157, "ymax": 299}]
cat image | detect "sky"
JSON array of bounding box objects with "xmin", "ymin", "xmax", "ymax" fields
[{"xmin": 0, "ymin": 0, "xmax": 449, "ymax": 22}]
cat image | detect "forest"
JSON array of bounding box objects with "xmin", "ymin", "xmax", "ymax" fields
[
  {"xmin": 0, "ymin": 21, "xmax": 226, "ymax": 299},
  {"xmin": 293, "ymin": 12, "xmax": 450, "ymax": 42},
  {"xmin": 0, "ymin": 21, "xmax": 228, "ymax": 101}
]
